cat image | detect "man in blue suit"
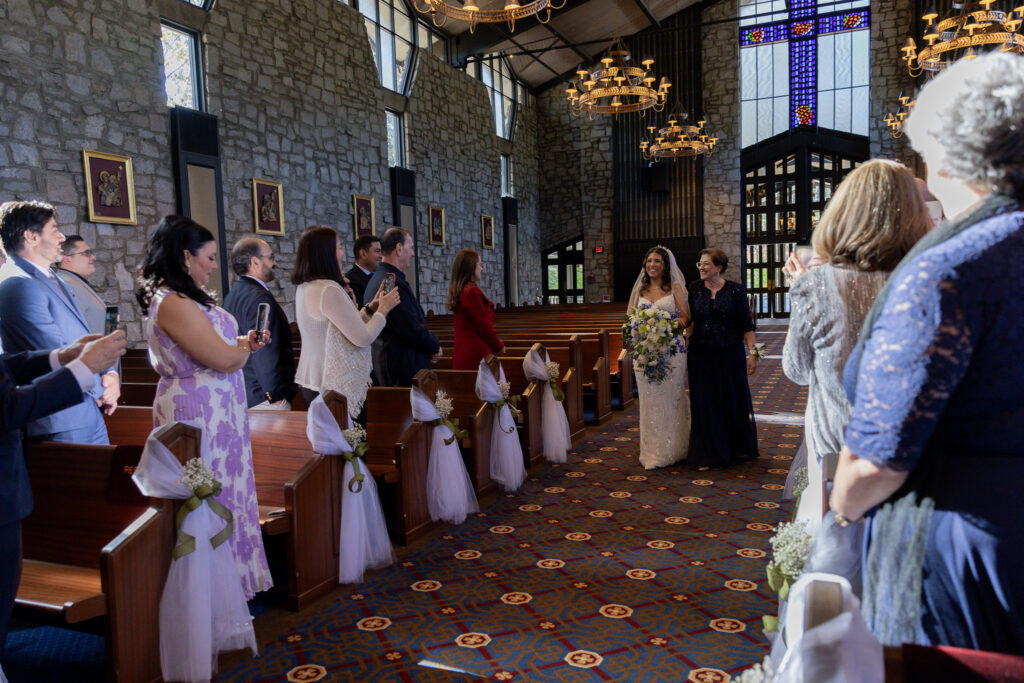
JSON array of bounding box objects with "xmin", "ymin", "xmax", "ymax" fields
[
  {"xmin": 0, "ymin": 201, "xmax": 120, "ymax": 444},
  {"xmin": 0, "ymin": 331, "xmax": 127, "ymax": 664}
]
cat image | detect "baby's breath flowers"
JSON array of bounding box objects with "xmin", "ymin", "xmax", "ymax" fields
[
  {"xmin": 766, "ymin": 520, "xmax": 813, "ymax": 600},
  {"xmin": 177, "ymin": 457, "xmax": 215, "ymax": 490},
  {"xmin": 498, "ymin": 380, "xmax": 512, "ymax": 400},
  {"xmin": 545, "ymin": 361, "xmax": 560, "ymax": 380},
  {"xmin": 434, "ymin": 389, "xmax": 454, "ymax": 419},
  {"xmin": 343, "ymin": 423, "xmax": 367, "ymax": 449}
]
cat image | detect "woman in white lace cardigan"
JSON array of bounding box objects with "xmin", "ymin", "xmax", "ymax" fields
[
  {"xmin": 292, "ymin": 226, "xmax": 399, "ymax": 418},
  {"xmin": 781, "ymin": 160, "xmax": 930, "ymax": 527}
]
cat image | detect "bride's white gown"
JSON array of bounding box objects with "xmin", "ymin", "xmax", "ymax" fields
[{"xmin": 635, "ymin": 295, "xmax": 691, "ymax": 469}]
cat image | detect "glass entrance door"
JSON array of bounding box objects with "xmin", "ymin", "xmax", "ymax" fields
[{"xmin": 543, "ymin": 238, "xmax": 585, "ymax": 304}]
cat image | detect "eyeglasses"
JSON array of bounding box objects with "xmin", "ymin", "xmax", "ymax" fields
[{"xmin": 66, "ymin": 249, "xmax": 94, "ymax": 258}]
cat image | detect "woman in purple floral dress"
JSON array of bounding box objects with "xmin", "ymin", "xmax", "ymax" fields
[{"xmin": 137, "ymin": 216, "xmax": 272, "ymax": 599}]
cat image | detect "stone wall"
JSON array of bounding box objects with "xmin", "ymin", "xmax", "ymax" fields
[
  {"xmin": 511, "ymin": 101, "xmax": 543, "ymax": 306},
  {"xmin": 0, "ymin": 0, "xmax": 177, "ymax": 343},
  {"xmin": 702, "ymin": 0, "xmax": 743, "ymax": 270},
  {"xmin": 869, "ymin": 0, "xmax": 918, "ymax": 169},
  {"xmin": 535, "ymin": 88, "xmax": 615, "ymax": 302}
]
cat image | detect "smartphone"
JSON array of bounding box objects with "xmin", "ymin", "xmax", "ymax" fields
[
  {"xmin": 383, "ymin": 273, "xmax": 396, "ymax": 295},
  {"xmin": 794, "ymin": 246, "xmax": 815, "ymax": 268},
  {"xmin": 104, "ymin": 306, "xmax": 120, "ymax": 335},
  {"xmin": 255, "ymin": 302, "xmax": 271, "ymax": 336}
]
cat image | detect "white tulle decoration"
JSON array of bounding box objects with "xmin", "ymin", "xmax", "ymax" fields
[
  {"xmin": 305, "ymin": 396, "xmax": 394, "ymax": 584},
  {"xmin": 132, "ymin": 426, "xmax": 257, "ymax": 683},
  {"xmin": 409, "ymin": 385, "xmax": 479, "ymax": 524},
  {"xmin": 475, "ymin": 360, "xmax": 527, "ymax": 492},
  {"xmin": 523, "ymin": 348, "xmax": 572, "ymax": 463}
]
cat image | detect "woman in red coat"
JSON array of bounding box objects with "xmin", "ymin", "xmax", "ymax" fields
[{"xmin": 448, "ymin": 249, "xmax": 504, "ymax": 370}]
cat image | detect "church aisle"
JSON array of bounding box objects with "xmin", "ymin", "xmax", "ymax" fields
[{"xmin": 218, "ymin": 333, "xmax": 805, "ymax": 682}]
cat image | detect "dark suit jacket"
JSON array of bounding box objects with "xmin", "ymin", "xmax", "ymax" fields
[
  {"xmin": 363, "ymin": 263, "xmax": 439, "ymax": 387},
  {"xmin": 223, "ymin": 276, "xmax": 298, "ymax": 407},
  {"xmin": 0, "ymin": 350, "xmax": 82, "ymax": 525},
  {"xmin": 345, "ymin": 265, "xmax": 373, "ymax": 309}
]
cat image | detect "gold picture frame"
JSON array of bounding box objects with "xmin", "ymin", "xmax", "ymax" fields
[
  {"xmin": 252, "ymin": 178, "xmax": 285, "ymax": 235},
  {"xmin": 82, "ymin": 150, "xmax": 137, "ymax": 225},
  {"xmin": 481, "ymin": 214, "xmax": 495, "ymax": 249},
  {"xmin": 353, "ymin": 194, "xmax": 375, "ymax": 238},
  {"xmin": 428, "ymin": 206, "xmax": 446, "ymax": 246}
]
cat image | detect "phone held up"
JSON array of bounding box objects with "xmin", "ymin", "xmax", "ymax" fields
[
  {"xmin": 255, "ymin": 302, "xmax": 271, "ymax": 338},
  {"xmin": 104, "ymin": 306, "xmax": 121, "ymax": 335},
  {"xmin": 383, "ymin": 273, "xmax": 396, "ymax": 295}
]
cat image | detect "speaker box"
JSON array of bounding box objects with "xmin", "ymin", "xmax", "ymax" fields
[
  {"xmin": 502, "ymin": 196, "xmax": 518, "ymax": 225},
  {"xmin": 390, "ymin": 167, "xmax": 415, "ymax": 200},
  {"xmin": 170, "ymin": 107, "xmax": 219, "ymax": 158},
  {"xmin": 641, "ymin": 162, "xmax": 670, "ymax": 193}
]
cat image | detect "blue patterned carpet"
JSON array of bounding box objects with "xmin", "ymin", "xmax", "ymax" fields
[{"xmin": 217, "ymin": 332, "xmax": 805, "ymax": 683}]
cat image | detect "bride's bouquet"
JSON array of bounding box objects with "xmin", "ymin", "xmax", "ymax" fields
[{"xmin": 622, "ymin": 304, "xmax": 686, "ymax": 384}]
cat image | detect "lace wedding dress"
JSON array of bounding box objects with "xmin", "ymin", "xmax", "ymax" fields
[{"xmin": 635, "ymin": 294, "xmax": 691, "ymax": 469}]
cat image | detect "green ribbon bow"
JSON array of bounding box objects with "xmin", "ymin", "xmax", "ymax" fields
[
  {"xmin": 766, "ymin": 563, "xmax": 794, "ymax": 601},
  {"xmin": 430, "ymin": 417, "xmax": 467, "ymax": 445},
  {"xmin": 341, "ymin": 441, "xmax": 369, "ymax": 493},
  {"xmin": 548, "ymin": 378, "xmax": 565, "ymax": 403},
  {"xmin": 173, "ymin": 479, "xmax": 234, "ymax": 560},
  {"xmin": 489, "ymin": 394, "xmax": 522, "ymax": 434}
]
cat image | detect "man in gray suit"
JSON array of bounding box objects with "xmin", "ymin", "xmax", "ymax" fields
[
  {"xmin": 0, "ymin": 201, "xmax": 120, "ymax": 443},
  {"xmin": 56, "ymin": 235, "xmax": 107, "ymax": 335}
]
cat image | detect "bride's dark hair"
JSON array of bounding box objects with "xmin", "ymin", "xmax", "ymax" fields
[{"xmin": 640, "ymin": 246, "xmax": 673, "ymax": 292}]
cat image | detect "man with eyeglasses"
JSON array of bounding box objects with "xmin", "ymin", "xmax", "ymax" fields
[
  {"xmin": 223, "ymin": 237, "xmax": 297, "ymax": 410},
  {"xmin": 56, "ymin": 236, "xmax": 106, "ymax": 336}
]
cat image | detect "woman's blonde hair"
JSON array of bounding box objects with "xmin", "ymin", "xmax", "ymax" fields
[
  {"xmin": 812, "ymin": 159, "xmax": 931, "ymax": 272},
  {"xmin": 446, "ymin": 248, "xmax": 480, "ymax": 312}
]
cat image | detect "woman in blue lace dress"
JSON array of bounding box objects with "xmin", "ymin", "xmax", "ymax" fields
[{"xmin": 831, "ymin": 53, "xmax": 1024, "ymax": 652}]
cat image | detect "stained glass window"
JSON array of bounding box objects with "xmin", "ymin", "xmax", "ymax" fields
[{"xmin": 739, "ymin": 0, "xmax": 869, "ymax": 146}]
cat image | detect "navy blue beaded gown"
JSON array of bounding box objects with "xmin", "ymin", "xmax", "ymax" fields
[
  {"xmin": 843, "ymin": 199, "xmax": 1024, "ymax": 652},
  {"xmin": 686, "ymin": 280, "xmax": 759, "ymax": 468}
]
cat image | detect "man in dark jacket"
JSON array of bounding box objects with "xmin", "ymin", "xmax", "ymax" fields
[
  {"xmin": 0, "ymin": 332, "xmax": 126, "ymax": 665},
  {"xmin": 223, "ymin": 237, "xmax": 297, "ymax": 409},
  {"xmin": 345, "ymin": 234, "xmax": 381, "ymax": 306},
  {"xmin": 363, "ymin": 228, "xmax": 441, "ymax": 386}
]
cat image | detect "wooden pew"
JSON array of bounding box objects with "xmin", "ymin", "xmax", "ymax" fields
[
  {"xmin": 16, "ymin": 423, "xmax": 194, "ymax": 682},
  {"xmin": 412, "ymin": 369, "xmax": 495, "ymax": 497},
  {"xmin": 483, "ymin": 353, "xmax": 543, "ymax": 468},
  {"xmin": 103, "ymin": 406, "xmax": 375, "ymax": 610},
  {"xmin": 364, "ymin": 387, "xmax": 434, "ymax": 545}
]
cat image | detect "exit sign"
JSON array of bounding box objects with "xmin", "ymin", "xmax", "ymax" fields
[{"xmin": 594, "ymin": 246, "xmax": 605, "ymax": 254}]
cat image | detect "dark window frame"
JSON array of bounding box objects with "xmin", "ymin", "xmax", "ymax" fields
[{"xmin": 160, "ymin": 19, "xmax": 206, "ymax": 112}]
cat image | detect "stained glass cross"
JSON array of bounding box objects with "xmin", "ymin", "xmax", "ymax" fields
[{"xmin": 739, "ymin": 2, "xmax": 870, "ymax": 127}]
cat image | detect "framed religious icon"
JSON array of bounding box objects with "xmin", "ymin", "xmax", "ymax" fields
[
  {"xmin": 481, "ymin": 214, "xmax": 495, "ymax": 250},
  {"xmin": 428, "ymin": 206, "xmax": 445, "ymax": 246},
  {"xmin": 353, "ymin": 194, "xmax": 375, "ymax": 238},
  {"xmin": 252, "ymin": 178, "xmax": 285, "ymax": 235},
  {"xmin": 82, "ymin": 150, "xmax": 137, "ymax": 225}
]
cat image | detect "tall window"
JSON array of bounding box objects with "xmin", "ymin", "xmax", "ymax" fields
[
  {"xmin": 501, "ymin": 154, "xmax": 513, "ymax": 197},
  {"xmin": 470, "ymin": 55, "xmax": 519, "ymax": 140},
  {"xmin": 160, "ymin": 21, "xmax": 204, "ymax": 110},
  {"xmin": 739, "ymin": 0, "xmax": 869, "ymax": 146},
  {"xmin": 358, "ymin": 0, "xmax": 416, "ymax": 94},
  {"xmin": 417, "ymin": 21, "xmax": 446, "ymax": 60},
  {"xmin": 386, "ymin": 110, "xmax": 406, "ymax": 167}
]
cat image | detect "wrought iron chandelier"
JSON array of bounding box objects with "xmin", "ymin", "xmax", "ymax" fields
[
  {"xmin": 414, "ymin": 0, "xmax": 564, "ymax": 33},
  {"xmin": 883, "ymin": 91, "xmax": 915, "ymax": 138},
  {"xmin": 565, "ymin": 41, "xmax": 671, "ymax": 117},
  {"xmin": 901, "ymin": 0, "xmax": 1024, "ymax": 76},
  {"xmin": 639, "ymin": 112, "xmax": 717, "ymax": 160}
]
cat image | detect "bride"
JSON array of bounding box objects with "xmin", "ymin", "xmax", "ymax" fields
[{"xmin": 627, "ymin": 246, "xmax": 691, "ymax": 469}]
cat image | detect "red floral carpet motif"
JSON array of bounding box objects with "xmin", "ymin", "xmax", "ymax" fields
[{"xmin": 217, "ymin": 327, "xmax": 806, "ymax": 682}]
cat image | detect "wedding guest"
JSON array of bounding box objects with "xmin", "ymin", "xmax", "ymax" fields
[
  {"xmin": 223, "ymin": 237, "xmax": 298, "ymax": 410},
  {"xmin": 782, "ymin": 159, "xmax": 930, "ymax": 526},
  {"xmin": 832, "ymin": 53, "xmax": 1024, "ymax": 652},
  {"xmin": 56, "ymin": 236, "xmax": 107, "ymax": 335},
  {"xmin": 448, "ymin": 249, "xmax": 503, "ymax": 370},
  {"xmin": 0, "ymin": 332, "xmax": 125, "ymax": 666},
  {"xmin": 137, "ymin": 215, "xmax": 272, "ymax": 599},
  {"xmin": 292, "ymin": 226, "xmax": 399, "ymax": 416},
  {"xmin": 346, "ymin": 234, "xmax": 381, "ymax": 306},
  {"xmin": 686, "ymin": 248, "xmax": 758, "ymax": 470},
  {"xmin": 0, "ymin": 201, "xmax": 119, "ymax": 441},
  {"xmin": 363, "ymin": 228, "xmax": 441, "ymax": 386}
]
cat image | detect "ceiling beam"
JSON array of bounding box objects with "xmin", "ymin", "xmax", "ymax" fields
[
  {"xmin": 632, "ymin": 0, "xmax": 660, "ymax": 28},
  {"xmin": 537, "ymin": 20, "xmax": 594, "ymax": 66}
]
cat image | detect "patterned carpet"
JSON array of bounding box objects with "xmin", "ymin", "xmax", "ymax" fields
[{"xmin": 216, "ymin": 327, "xmax": 807, "ymax": 683}]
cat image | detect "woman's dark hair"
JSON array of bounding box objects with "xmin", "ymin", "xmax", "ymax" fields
[
  {"xmin": 447, "ymin": 248, "xmax": 480, "ymax": 312},
  {"xmin": 136, "ymin": 215, "xmax": 216, "ymax": 315},
  {"xmin": 291, "ymin": 225, "xmax": 344, "ymax": 287},
  {"xmin": 640, "ymin": 246, "xmax": 673, "ymax": 292},
  {"xmin": 698, "ymin": 247, "xmax": 729, "ymax": 273}
]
